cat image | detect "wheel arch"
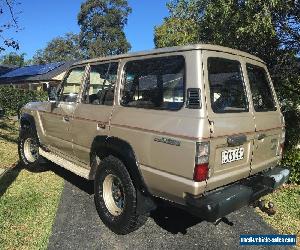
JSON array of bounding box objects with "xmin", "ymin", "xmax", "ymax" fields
[{"xmin": 90, "ymin": 136, "xmax": 148, "ymax": 193}]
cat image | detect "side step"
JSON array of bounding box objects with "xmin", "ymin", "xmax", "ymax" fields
[{"xmin": 39, "ymin": 148, "xmax": 92, "ymax": 179}]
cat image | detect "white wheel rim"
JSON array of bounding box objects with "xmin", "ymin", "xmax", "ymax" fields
[
  {"xmin": 102, "ymin": 174, "xmax": 125, "ymax": 216},
  {"xmin": 23, "ymin": 138, "xmax": 39, "ymax": 163}
]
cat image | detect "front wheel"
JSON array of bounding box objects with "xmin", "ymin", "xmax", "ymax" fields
[
  {"xmin": 18, "ymin": 129, "xmax": 42, "ymax": 169},
  {"xmin": 94, "ymin": 155, "xmax": 148, "ymax": 234}
]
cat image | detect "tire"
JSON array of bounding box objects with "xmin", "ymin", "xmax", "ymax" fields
[
  {"xmin": 18, "ymin": 128, "xmax": 42, "ymax": 169},
  {"xmin": 94, "ymin": 155, "xmax": 148, "ymax": 234}
]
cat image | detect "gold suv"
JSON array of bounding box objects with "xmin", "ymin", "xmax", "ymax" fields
[{"xmin": 18, "ymin": 44, "xmax": 289, "ymax": 234}]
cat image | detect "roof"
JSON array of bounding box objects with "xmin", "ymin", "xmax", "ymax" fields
[
  {"xmin": 74, "ymin": 44, "xmax": 265, "ymax": 66},
  {"xmin": 0, "ymin": 61, "xmax": 74, "ymax": 84},
  {"xmin": 0, "ymin": 64, "xmax": 17, "ymax": 76}
]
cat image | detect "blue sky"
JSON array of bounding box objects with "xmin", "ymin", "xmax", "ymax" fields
[{"xmin": 5, "ymin": 0, "xmax": 169, "ymax": 60}]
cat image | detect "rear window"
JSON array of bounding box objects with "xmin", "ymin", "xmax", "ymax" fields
[
  {"xmin": 246, "ymin": 64, "xmax": 277, "ymax": 112},
  {"xmin": 208, "ymin": 57, "xmax": 248, "ymax": 113},
  {"xmin": 121, "ymin": 56, "xmax": 185, "ymax": 110}
]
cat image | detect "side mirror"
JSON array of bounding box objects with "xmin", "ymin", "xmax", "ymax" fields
[{"xmin": 47, "ymin": 86, "xmax": 58, "ymax": 101}]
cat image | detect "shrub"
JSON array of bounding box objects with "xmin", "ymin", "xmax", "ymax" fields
[
  {"xmin": 0, "ymin": 86, "xmax": 47, "ymax": 116},
  {"xmin": 282, "ymin": 148, "xmax": 300, "ymax": 184}
]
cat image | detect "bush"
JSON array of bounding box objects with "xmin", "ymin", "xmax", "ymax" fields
[
  {"xmin": 282, "ymin": 148, "xmax": 300, "ymax": 184},
  {"xmin": 0, "ymin": 86, "xmax": 47, "ymax": 116}
]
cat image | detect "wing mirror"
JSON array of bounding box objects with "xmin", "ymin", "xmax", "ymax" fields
[{"xmin": 47, "ymin": 86, "xmax": 59, "ymax": 102}]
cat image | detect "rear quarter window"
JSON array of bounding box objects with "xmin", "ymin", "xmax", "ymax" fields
[
  {"xmin": 121, "ymin": 55, "xmax": 185, "ymax": 111},
  {"xmin": 207, "ymin": 57, "xmax": 249, "ymax": 113},
  {"xmin": 246, "ymin": 64, "xmax": 277, "ymax": 112}
]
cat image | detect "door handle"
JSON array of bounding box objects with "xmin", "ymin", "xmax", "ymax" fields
[
  {"xmin": 97, "ymin": 122, "xmax": 106, "ymax": 130},
  {"xmin": 227, "ymin": 134, "xmax": 247, "ymax": 147},
  {"xmin": 257, "ymin": 133, "xmax": 266, "ymax": 140},
  {"xmin": 63, "ymin": 116, "xmax": 70, "ymax": 122}
]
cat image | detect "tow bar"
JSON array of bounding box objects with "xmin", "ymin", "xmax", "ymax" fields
[{"xmin": 252, "ymin": 199, "xmax": 276, "ymax": 216}]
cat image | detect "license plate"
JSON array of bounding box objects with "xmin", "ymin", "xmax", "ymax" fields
[{"xmin": 221, "ymin": 147, "xmax": 244, "ymax": 164}]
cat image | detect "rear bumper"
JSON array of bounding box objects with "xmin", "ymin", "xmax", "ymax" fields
[{"xmin": 185, "ymin": 167, "xmax": 289, "ymax": 222}]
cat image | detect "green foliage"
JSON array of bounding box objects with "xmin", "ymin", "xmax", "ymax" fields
[
  {"xmin": 154, "ymin": 18, "xmax": 199, "ymax": 48},
  {"xmin": 0, "ymin": 86, "xmax": 47, "ymax": 116},
  {"xmin": 155, "ymin": 0, "xmax": 300, "ymax": 183},
  {"xmin": 32, "ymin": 33, "xmax": 83, "ymax": 64},
  {"xmin": 78, "ymin": 0, "xmax": 132, "ymax": 58},
  {"xmin": 0, "ymin": 52, "xmax": 28, "ymax": 66},
  {"xmin": 282, "ymin": 149, "xmax": 300, "ymax": 184}
]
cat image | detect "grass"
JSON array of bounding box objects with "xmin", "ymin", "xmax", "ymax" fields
[
  {"xmin": 0, "ymin": 118, "xmax": 19, "ymax": 168},
  {"xmin": 0, "ymin": 168, "xmax": 64, "ymax": 250},
  {"xmin": 0, "ymin": 117, "xmax": 64, "ymax": 250},
  {"xmin": 255, "ymin": 184, "xmax": 300, "ymax": 247}
]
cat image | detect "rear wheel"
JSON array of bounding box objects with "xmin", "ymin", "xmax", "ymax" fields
[{"xmin": 94, "ymin": 155, "xmax": 148, "ymax": 234}]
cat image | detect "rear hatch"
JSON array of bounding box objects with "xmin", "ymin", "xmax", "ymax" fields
[
  {"xmin": 202, "ymin": 51, "xmax": 255, "ymax": 191},
  {"xmin": 245, "ymin": 61, "xmax": 284, "ymax": 175},
  {"xmin": 202, "ymin": 51, "xmax": 283, "ymax": 192}
]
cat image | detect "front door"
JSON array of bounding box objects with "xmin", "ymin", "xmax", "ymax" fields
[
  {"xmin": 202, "ymin": 51, "xmax": 255, "ymax": 191},
  {"xmin": 245, "ymin": 60, "xmax": 284, "ymax": 175},
  {"xmin": 40, "ymin": 66, "xmax": 86, "ymax": 157}
]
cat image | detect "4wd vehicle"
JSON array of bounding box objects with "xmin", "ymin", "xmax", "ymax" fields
[{"xmin": 18, "ymin": 44, "xmax": 289, "ymax": 234}]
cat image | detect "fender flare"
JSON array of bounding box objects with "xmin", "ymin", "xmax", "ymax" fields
[{"xmin": 19, "ymin": 113, "xmax": 37, "ymax": 133}]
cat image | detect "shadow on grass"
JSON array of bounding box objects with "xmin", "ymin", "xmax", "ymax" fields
[
  {"xmin": 25, "ymin": 161, "xmax": 94, "ymax": 195},
  {"xmin": 0, "ymin": 163, "xmax": 22, "ymax": 198},
  {"xmin": 0, "ymin": 134, "xmax": 18, "ymax": 143},
  {"xmin": 0, "ymin": 119, "xmax": 18, "ymax": 133}
]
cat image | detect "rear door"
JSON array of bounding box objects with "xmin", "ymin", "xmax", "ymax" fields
[
  {"xmin": 71, "ymin": 61, "xmax": 119, "ymax": 165},
  {"xmin": 245, "ymin": 60, "xmax": 283, "ymax": 175},
  {"xmin": 202, "ymin": 51, "xmax": 255, "ymax": 191}
]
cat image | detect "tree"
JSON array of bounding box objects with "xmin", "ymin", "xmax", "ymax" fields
[
  {"xmin": 154, "ymin": 18, "xmax": 199, "ymax": 48},
  {"xmin": 0, "ymin": 52, "xmax": 27, "ymax": 66},
  {"xmin": 78, "ymin": 0, "xmax": 131, "ymax": 58},
  {"xmin": 155, "ymin": 0, "xmax": 300, "ymax": 149},
  {"xmin": 0, "ymin": 0, "xmax": 21, "ymax": 53},
  {"xmin": 32, "ymin": 33, "xmax": 83, "ymax": 64}
]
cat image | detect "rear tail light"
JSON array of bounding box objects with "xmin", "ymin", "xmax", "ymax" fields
[
  {"xmin": 194, "ymin": 163, "xmax": 209, "ymax": 182},
  {"xmin": 194, "ymin": 142, "xmax": 210, "ymax": 182}
]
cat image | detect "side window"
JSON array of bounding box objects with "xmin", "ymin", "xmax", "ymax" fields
[
  {"xmin": 208, "ymin": 57, "xmax": 248, "ymax": 113},
  {"xmin": 61, "ymin": 67, "xmax": 85, "ymax": 102},
  {"xmin": 246, "ymin": 64, "xmax": 276, "ymax": 112},
  {"xmin": 121, "ymin": 56, "xmax": 185, "ymax": 110},
  {"xmin": 84, "ymin": 62, "xmax": 118, "ymax": 105}
]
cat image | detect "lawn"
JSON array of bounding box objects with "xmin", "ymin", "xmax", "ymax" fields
[
  {"xmin": 0, "ymin": 118, "xmax": 64, "ymax": 250},
  {"xmin": 0, "ymin": 118, "xmax": 19, "ymax": 169}
]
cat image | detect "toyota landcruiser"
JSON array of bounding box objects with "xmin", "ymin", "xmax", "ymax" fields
[{"xmin": 18, "ymin": 44, "xmax": 289, "ymax": 234}]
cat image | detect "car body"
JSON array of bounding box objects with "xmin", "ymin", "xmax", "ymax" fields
[{"xmin": 18, "ymin": 44, "xmax": 289, "ymax": 234}]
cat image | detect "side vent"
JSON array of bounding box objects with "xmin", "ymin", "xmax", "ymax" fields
[{"xmin": 186, "ymin": 88, "xmax": 201, "ymax": 109}]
